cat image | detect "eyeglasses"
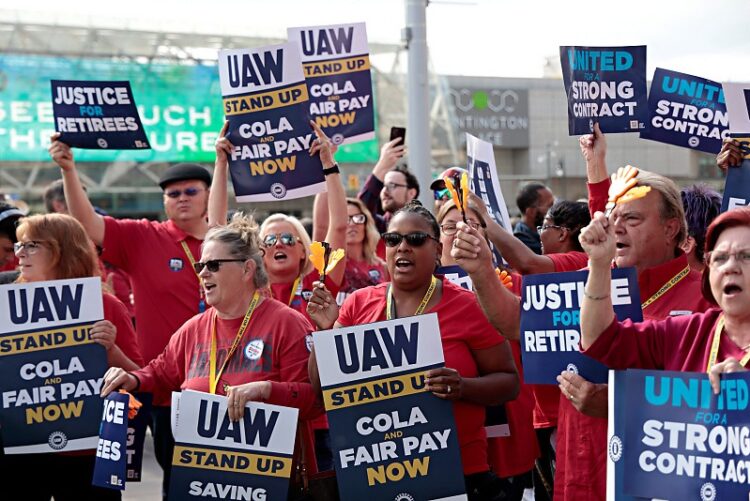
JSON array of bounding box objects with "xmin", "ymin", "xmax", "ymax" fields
[
  {"xmin": 165, "ymin": 187, "xmax": 205, "ymax": 199},
  {"xmin": 706, "ymin": 250, "xmax": 750, "ymax": 268},
  {"xmin": 14, "ymin": 241, "xmax": 45, "ymax": 255},
  {"xmin": 383, "ymin": 182, "xmax": 408, "ymax": 192},
  {"xmin": 440, "ymin": 221, "xmax": 481, "ymax": 236},
  {"xmin": 433, "ymin": 188, "xmax": 450, "ymax": 201},
  {"xmin": 348, "ymin": 214, "xmax": 367, "ymax": 225},
  {"xmin": 262, "ymin": 233, "xmax": 299, "ymax": 248},
  {"xmin": 382, "ymin": 232, "xmax": 439, "ymax": 248},
  {"xmin": 193, "ymin": 259, "xmax": 246, "ymax": 273},
  {"xmin": 537, "ymin": 224, "xmax": 567, "ymax": 233}
]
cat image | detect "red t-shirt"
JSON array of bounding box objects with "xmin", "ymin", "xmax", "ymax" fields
[
  {"xmin": 337, "ymin": 277, "xmax": 506, "ymax": 475},
  {"xmin": 336, "ymin": 258, "xmax": 387, "ymax": 305},
  {"xmin": 134, "ymin": 297, "xmax": 319, "ymax": 420},
  {"xmin": 101, "ymin": 217, "xmax": 203, "ymax": 369},
  {"xmin": 103, "ymin": 292, "xmax": 144, "ymax": 368},
  {"xmin": 553, "ymin": 254, "xmax": 713, "ymax": 501},
  {"xmin": 548, "ymin": 251, "xmax": 589, "ymax": 273},
  {"xmin": 269, "ymin": 270, "xmax": 341, "ymax": 325},
  {"xmin": 487, "ymin": 339, "xmax": 540, "ymax": 478},
  {"xmin": 588, "ymin": 179, "xmax": 610, "ymax": 215}
]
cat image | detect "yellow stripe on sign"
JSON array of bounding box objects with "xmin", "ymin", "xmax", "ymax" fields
[
  {"xmin": 322, "ymin": 370, "xmax": 428, "ymax": 410},
  {"xmin": 223, "ymin": 83, "xmax": 309, "ymax": 116},
  {"xmin": 0, "ymin": 325, "xmax": 93, "ymax": 356},
  {"xmin": 303, "ymin": 55, "xmax": 371, "ymax": 77},
  {"xmin": 172, "ymin": 445, "xmax": 292, "ymax": 477}
]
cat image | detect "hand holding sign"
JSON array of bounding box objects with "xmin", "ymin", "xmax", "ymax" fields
[
  {"xmin": 100, "ymin": 367, "xmax": 139, "ymax": 397},
  {"xmin": 708, "ymin": 357, "xmax": 748, "ymax": 395},
  {"xmin": 556, "ymin": 371, "xmax": 607, "ymax": 418},
  {"xmin": 225, "ymin": 382, "xmax": 272, "ymax": 422},
  {"xmin": 717, "ymin": 138, "xmax": 745, "ymax": 171},
  {"xmin": 214, "ymin": 120, "xmax": 233, "ymax": 165},
  {"xmin": 426, "ymin": 367, "xmax": 463, "ymax": 400},
  {"xmin": 48, "ymin": 133, "xmax": 76, "ymax": 172},
  {"xmin": 306, "ymin": 281, "xmax": 339, "ymax": 330},
  {"xmin": 90, "ymin": 320, "xmax": 117, "ymax": 351},
  {"xmin": 579, "ymin": 122, "xmax": 607, "ymax": 170}
]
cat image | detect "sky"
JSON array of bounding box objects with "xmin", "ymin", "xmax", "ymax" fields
[{"xmin": 5, "ymin": 0, "xmax": 750, "ymax": 82}]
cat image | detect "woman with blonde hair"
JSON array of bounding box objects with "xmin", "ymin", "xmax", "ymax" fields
[{"xmin": 1, "ymin": 213, "xmax": 143, "ymax": 500}]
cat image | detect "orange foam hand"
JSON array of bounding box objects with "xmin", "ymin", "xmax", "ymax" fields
[
  {"xmin": 495, "ymin": 269, "xmax": 513, "ymax": 290},
  {"xmin": 309, "ymin": 241, "xmax": 345, "ymax": 276},
  {"xmin": 119, "ymin": 390, "xmax": 143, "ymax": 420}
]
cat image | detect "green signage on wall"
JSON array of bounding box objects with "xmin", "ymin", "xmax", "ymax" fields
[{"xmin": 0, "ymin": 54, "xmax": 379, "ymax": 164}]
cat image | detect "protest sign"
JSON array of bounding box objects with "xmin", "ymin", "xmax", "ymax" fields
[
  {"xmin": 126, "ymin": 392, "xmax": 152, "ymax": 481},
  {"xmin": 721, "ymin": 153, "xmax": 750, "ymax": 212},
  {"xmin": 288, "ymin": 22, "xmax": 375, "ymax": 145},
  {"xmin": 722, "ymin": 82, "xmax": 750, "ymax": 133},
  {"xmin": 314, "ymin": 313, "xmax": 467, "ymax": 500},
  {"xmin": 436, "ymin": 265, "xmax": 473, "ymax": 291},
  {"xmin": 560, "ymin": 46, "xmax": 647, "ymax": 135},
  {"xmin": 0, "ymin": 277, "xmax": 107, "ymax": 453},
  {"xmin": 218, "ymin": 43, "xmax": 324, "ymax": 202},
  {"xmin": 520, "ymin": 268, "xmax": 642, "ymax": 384},
  {"xmin": 720, "ymin": 82, "xmax": 750, "ymax": 212},
  {"xmin": 467, "ymin": 133, "xmax": 513, "ymax": 266},
  {"xmin": 51, "ymin": 80, "xmax": 150, "ymax": 150},
  {"xmin": 169, "ymin": 390, "xmax": 298, "ymax": 501},
  {"xmin": 609, "ymin": 369, "xmax": 750, "ymax": 500},
  {"xmin": 93, "ymin": 392, "xmax": 130, "ymax": 490},
  {"xmin": 640, "ymin": 68, "xmax": 729, "ymax": 153}
]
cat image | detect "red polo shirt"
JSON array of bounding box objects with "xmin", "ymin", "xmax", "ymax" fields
[{"xmin": 101, "ymin": 217, "xmax": 203, "ymax": 403}]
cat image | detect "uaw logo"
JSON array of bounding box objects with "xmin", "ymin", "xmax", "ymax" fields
[
  {"xmin": 368, "ymin": 269, "xmax": 382, "ymax": 282},
  {"xmin": 449, "ymin": 88, "xmax": 519, "ymax": 113},
  {"xmin": 97, "ymin": 138, "xmax": 108, "ymax": 148},
  {"xmin": 270, "ymin": 183, "xmax": 287, "ymax": 199},
  {"xmin": 688, "ymin": 136, "xmax": 700, "ymax": 148},
  {"xmin": 331, "ymin": 133, "xmax": 345, "ymax": 145},
  {"xmin": 394, "ymin": 494, "xmax": 414, "ymax": 501},
  {"xmin": 566, "ymin": 363, "xmax": 579, "ymax": 375},
  {"xmin": 699, "ymin": 482, "xmax": 716, "ymax": 501},
  {"xmin": 301, "ymin": 289, "xmax": 314, "ymax": 302},
  {"xmin": 608, "ymin": 435, "xmax": 623, "ymax": 462},
  {"xmin": 168, "ymin": 258, "xmax": 184, "ymax": 272},
  {"xmin": 48, "ymin": 430, "xmax": 68, "ymax": 450}
]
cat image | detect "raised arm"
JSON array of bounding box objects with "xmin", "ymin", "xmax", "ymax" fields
[
  {"xmin": 578, "ymin": 212, "xmax": 617, "ymax": 349},
  {"xmin": 580, "ymin": 123, "xmax": 609, "ymax": 215},
  {"xmin": 451, "ymin": 222, "xmax": 521, "ymax": 339},
  {"xmin": 49, "ymin": 133, "xmax": 105, "ymax": 245},
  {"xmin": 309, "ymin": 122, "xmax": 347, "ymax": 285},
  {"xmin": 470, "ymin": 192, "xmax": 555, "ymax": 274},
  {"xmin": 209, "ymin": 121, "xmax": 231, "ymax": 227}
]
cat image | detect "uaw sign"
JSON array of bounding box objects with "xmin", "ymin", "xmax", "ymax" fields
[
  {"xmin": 446, "ymin": 77, "xmax": 529, "ymax": 148},
  {"xmin": 314, "ymin": 313, "xmax": 467, "ymax": 500}
]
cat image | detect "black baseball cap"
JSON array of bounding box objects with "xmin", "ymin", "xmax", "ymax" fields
[
  {"xmin": 158, "ymin": 163, "xmax": 212, "ymax": 190},
  {"xmin": 0, "ymin": 203, "xmax": 23, "ymax": 242}
]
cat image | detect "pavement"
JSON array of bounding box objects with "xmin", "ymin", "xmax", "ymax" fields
[{"xmin": 123, "ymin": 430, "xmax": 162, "ymax": 501}]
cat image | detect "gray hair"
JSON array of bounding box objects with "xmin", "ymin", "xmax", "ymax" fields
[
  {"xmin": 635, "ymin": 169, "xmax": 687, "ymax": 248},
  {"xmin": 204, "ymin": 212, "xmax": 268, "ymax": 288}
]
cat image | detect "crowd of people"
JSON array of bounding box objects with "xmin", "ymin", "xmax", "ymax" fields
[{"xmin": 0, "ymin": 121, "xmax": 746, "ymax": 501}]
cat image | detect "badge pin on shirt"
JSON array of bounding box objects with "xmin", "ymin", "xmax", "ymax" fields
[
  {"xmin": 309, "ymin": 241, "xmax": 344, "ymax": 283},
  {"xmin": 604, "ymin": 165, "xmax": 651, "ymax": 217},
  {"xmin": 444, "ymin": 171, "xmax": 470, "ymax": 224}
]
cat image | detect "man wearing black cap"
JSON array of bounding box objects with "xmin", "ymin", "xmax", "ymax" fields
[{"xmin": 49, "ymin": 133, "xmax": 210, "ymax": 500}]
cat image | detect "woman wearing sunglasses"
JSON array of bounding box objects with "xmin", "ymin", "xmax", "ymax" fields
[
  {"xmin": 307, "ymin": 201, "xmax": 520, "ymax": 500},
  {"xmin": 330, "ymin": 198, "xmax": 387, "ymax": 304},
  {"xmin": 210, "ymin": 121, "xmax": 348, "ymax": 323},
  {"xmin": 1, "ymin": 214, "xmax": 143, "ymax": 500},
  {"xmin": 100, "ymin": 213, "xmax": 321, "ymax": 470}
]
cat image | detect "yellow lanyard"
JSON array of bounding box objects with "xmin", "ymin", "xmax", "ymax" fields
[
  {"xmin": 209, "ymin": 291, "xmax": 261, "ymax": 394},
  {"xmin": 640, "ymin": 266, "xmax": 690, "ymax": 310},
  {"xmin": 288, "ymin": 276, "xmax": 302, "ymax": 306},
  {"xmin": 706, "ymin": 314, "xmax": 750, "ymax": 373},
  {"xmin": 386, "ymin": 276, "xmax": 438, "ymax": 320},
  {"xmin": 180, "ymin": 240, "xmax": 205, "ymax": 313}
]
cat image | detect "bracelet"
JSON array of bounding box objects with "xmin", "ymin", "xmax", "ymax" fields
[
  {"xmin": 322, "ymin": 163, "xmax": 340, "ymax": 176},
  {"xmin": 583, "ymin": 289, "xmax": 610, "ymax": 301}
]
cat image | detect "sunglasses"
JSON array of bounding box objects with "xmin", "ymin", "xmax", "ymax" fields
[
  {"xmin": 193, "ymin": 259, "xmax": 246, "ymax": 273},
  {"xmin": 382, "ymin": 232, "xmax": 438, "ymax": 248},
  {"xmin": 348, "ymin": 214, "xmax": 367, "ymax": 225},
  {"xmin": 165, "ymin": 187, "xmax": 205, "ymax": 199},
  {"xmin": 262, "ymin": 233, "xmax": 299, "ymax": 248},
  {"xmin": 433, "ymin": 188, "xmax": 450, "ymax": 200}
]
